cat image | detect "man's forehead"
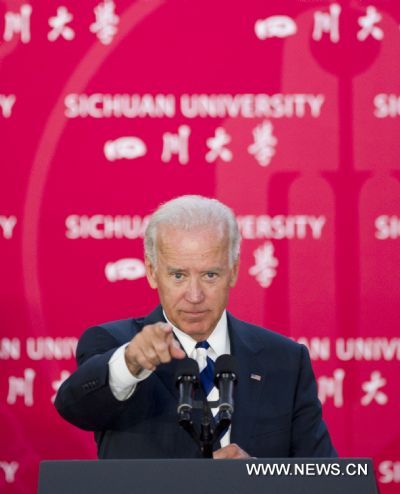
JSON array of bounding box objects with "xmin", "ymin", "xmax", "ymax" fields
[
  {"xmin": 157, "ymin": 224, "xmax": 227, "ymax": 244},
  {"xmin": 154, "ymin": 225, "xmax": 230, "ymax": 262}
]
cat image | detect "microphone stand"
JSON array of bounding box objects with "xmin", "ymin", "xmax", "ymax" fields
[
  {"xmin": 176, "ymin": 355, "xmax": 237, "ymax": 458},
  {"xmin": 199, "ymin": 402, "xmax": 214, "ymax": 458},
  {"xmin": 178, "ymin": 397, "xmax": 232, "ymax": 458}
]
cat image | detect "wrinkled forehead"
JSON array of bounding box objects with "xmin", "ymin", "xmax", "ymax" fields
[{"xmin": 156, "ymin": 224, "xmax": 229, "ymax": 251}]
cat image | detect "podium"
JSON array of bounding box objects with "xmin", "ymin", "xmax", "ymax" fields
[{"xmin": 38, "ymin": 458, "xmax": 378, "ymax": 494}]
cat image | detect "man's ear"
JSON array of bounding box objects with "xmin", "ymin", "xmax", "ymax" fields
[
  {"xmin": 145, "ymin": 256, "xmax": 158, "ymax": 289},
  {"xmin": 229, "ymin": 260, "xmax": 240, "ymax": 288}
]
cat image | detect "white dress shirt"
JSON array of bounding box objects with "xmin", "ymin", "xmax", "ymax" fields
[{"xmin": 108, "ymin": 310, "xmax": 231, "ymax": 446}]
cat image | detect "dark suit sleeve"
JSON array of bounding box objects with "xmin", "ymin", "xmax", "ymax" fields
[
  {"xmin": 290, "ymin": 345, "xmax": 337, "ymax": 457},
  {"xmin": 54, "ymin": 326, "xmax": 132, "ymax": 431}
]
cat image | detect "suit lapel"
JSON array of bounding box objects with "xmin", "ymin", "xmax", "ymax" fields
[{"xmin": 228, "ymin": 313, "xmax": 266, "ymax": 451}]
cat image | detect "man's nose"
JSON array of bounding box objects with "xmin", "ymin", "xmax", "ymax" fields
[{"xmin": 184, "ymin": 279, "xmax": 205, "ymax": 304}]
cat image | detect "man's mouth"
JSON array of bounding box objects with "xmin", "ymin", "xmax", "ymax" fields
[{"xmin": 181, "ymin": 310, "xmax": 208, "ymax": 317}]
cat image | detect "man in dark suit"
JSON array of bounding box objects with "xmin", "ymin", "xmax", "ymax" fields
[{"xmin": 55, "ymin": 195, "xmax": 336, "ymax": 459}]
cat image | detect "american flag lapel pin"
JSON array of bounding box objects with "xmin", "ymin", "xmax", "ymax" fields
[{"xmin": 250, "ymin": 373, "xmax": 262, "ymax": 382}]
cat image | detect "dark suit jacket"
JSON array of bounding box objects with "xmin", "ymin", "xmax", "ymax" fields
[{"xmin": 55, "ymin": 306, "xmax": 337, "ymax": 458}]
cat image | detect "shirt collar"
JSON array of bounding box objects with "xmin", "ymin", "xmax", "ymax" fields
[{"xmin": 162, "ymin": 309, "xmax": 230, "ymax": 358}]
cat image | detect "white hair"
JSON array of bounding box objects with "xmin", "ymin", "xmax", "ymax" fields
[{"xmin": 144, "ymin": 195, "xmax": 241, "ymax": 267}]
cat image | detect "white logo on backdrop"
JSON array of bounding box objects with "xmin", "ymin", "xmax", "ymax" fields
[
  {"xmin": 205, "ymin": 127, "xmax": 232, "ymax": 163},
  {"xmin": 248, "ymin": 120, "xmax": 277, "ymax": 167},
  {"xmin": 318, "ymin": 369, "xmax": 345, "ymax": 407},
  {"xmin": 104, "ymin": 137, "xmax": 147, "ymax": 161},
  {"xmin": 375, "ymin": 215, "xmax": 400, "ymax": 239},
  {"xmin": 312, "ymin": 3, "xmax": 341, "ymax": 43},
  {"xmin": 357, "ymin": 6, "xmax": 383, "ymax": 41},
  {"xmin": 0, "ymin": 216, "xmax": 17, "ymax": 239},
  {"xmin": 65, "ymin": 214, "xmax": 149, "ymax": 240},
  {"xmin": 0, "ymin": 462, "xmax": 19, "ymax": 484},
  {"xmin": 3, "ymin": 4, "xmax": 32, "ymax": 43},
  {"xmin": 378, "ymin": 460, "xmax": 400, "ymax": 484},
  {"xmin": 48, "ymin": 6, "xmax": 75, "ymax": 42},
  {"xmin": 90, "ymin": 0, "xmax": 119, "ymax": 45},
  {"xmin": 374, "ymin": 95, "xmax": 400, "ymax": 119},
  {"xmin": 0, "ymin": 5, "xmax": 386, "ymax": 46},
  {"xmin": 7, "ymin": 369, "xmax": 36, "ymax": 406},
  {"xmin": 255, "ymin": 4, "xmax": 388, "ymax": 43},
  {"xmin": 249, "ymin": 241, "xmax": 278, "ymax": 288},
  {"xmin": 0, "ymin": 95, "xmax": 16, "ymax": 118},
  {"xmin": 105, "ymin": 258, "xmax": 146, "ymax": 282},
  {"xmin": 161, "ymin": 125, "xmax": 191, "ymax": 165},
  {"xmin": 64, "ymin": 93, "xmax": 325, "ymax": 119},
  {"xmin": 361, "ymin": 371, "xmax": 388, "ymax": 406},
  {"xmin": 254, "ymin": 16, "xmax": 297, "ymax": 40},
  {"xmin": 237, "ymin": 215, "xmax": 326, "ymax": 240}
]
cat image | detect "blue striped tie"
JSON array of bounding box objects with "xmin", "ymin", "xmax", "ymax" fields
[{"xmin": 195, "ymin": 341, "xmax": 215, "ymax": 396}]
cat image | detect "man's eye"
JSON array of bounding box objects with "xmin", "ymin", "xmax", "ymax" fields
[
  {"xmin": 205, "ymin": 272, "xmax": 217, "ymax": 279},
  {"xmin": 173, "ymin": 273, "xmax": 184, "ymax": 280}
]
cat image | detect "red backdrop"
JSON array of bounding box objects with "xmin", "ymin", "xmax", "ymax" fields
[{"xmin": 1, "ymin": 1, "xmax": 400, "ymax": 492}]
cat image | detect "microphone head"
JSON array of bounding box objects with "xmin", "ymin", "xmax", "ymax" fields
[
  {"xmin": 214, "ymin": 354, "xmax": 238, "ymax": 385},
  {"xmin": 175, "ymin": 358, "xmax": 200, "ymax": 386}
]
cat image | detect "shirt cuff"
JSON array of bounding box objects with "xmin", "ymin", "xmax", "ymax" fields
[{"xmin": 108, "ymin": 344, "xmax": 152, "ymax": 401}]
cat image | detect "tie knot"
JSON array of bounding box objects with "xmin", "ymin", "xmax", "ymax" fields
[{"xmin": 195, "ymin": 341, "xmax": 210, "ymax": 350}]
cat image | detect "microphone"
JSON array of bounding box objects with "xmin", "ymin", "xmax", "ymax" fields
[
  {"xmin": 214, "ymin": 355, "xmax": 238, "ymax": 417},
  {"xmin": 175, "ymin": 358, "xmax": 199, "ymax": 417}
]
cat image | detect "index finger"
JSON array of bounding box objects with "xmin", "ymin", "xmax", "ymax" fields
[{"xmin": 146, "ymin": 322, "xmax": 173, "ymax": 336}]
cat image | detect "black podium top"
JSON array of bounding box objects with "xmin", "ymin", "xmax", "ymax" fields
[{"xmin": 38, "ymin": 458, "xmax": 378, "ymax": 494}]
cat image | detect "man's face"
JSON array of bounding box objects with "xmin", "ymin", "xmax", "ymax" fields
[{"xmin": 145, "ymin": 225, "xmax": 239, "ymax": 341}]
